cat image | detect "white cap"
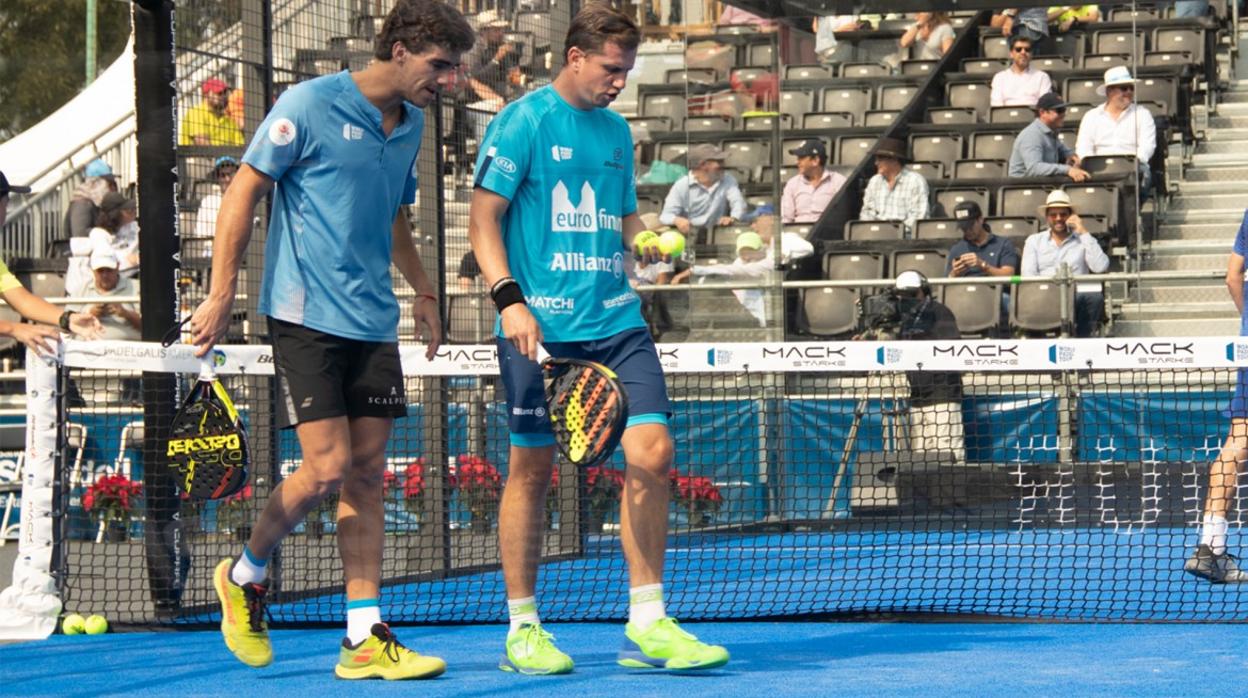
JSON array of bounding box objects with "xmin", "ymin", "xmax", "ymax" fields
[
  {"xmin": 90, "ymin": 251, "xmax": 119, "ymax": 270},
  {"xmin": 895, "ymin": 270, "xmax": 926, "ymax": 292}
]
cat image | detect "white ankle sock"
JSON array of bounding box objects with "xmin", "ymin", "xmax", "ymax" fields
[
  {"xmin": 508, "ymin": 596, "xmax": 540, "ymax": 634},
  {"xmin": 1202, "ymin": 514, "xmax": 1229, "ymax": 555},
  {"xmin": 346, "ymin": 599, "xmax": 382, "ymax": 645},
  {"xmin": 628, "ymin": 584, "xmax": 666, "ymax": 631},
  {"xmin": 230, "ymin": 546, "xmax": 267, "ymax": 587}
]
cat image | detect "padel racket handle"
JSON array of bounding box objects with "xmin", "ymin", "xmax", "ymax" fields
[{"xmin": 198, "ymin": 357, "xmax": 217, "ymax": 382}]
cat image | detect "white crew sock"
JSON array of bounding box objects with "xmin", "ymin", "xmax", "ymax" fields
[
  {"xmin": 230, "ymin": 546, "xmax": 267, "ymax": 587},
  {"xmin": 346, "ymin": 599, "xmax": 382, "ymax": 645},
  {"xmin": 1202, "ymin": 514, "xmax": 1230, "ymax": 555},
  {"xmin": 508, "ymin": 596, "xmax": 540, "ymax": 634},
  {"xmin": 628, "ymin": 583, "xmax": 666, "ymax": 631}
]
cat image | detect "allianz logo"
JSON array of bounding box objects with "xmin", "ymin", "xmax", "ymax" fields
[
  {"xmin": 551, "ymin": 181, "xmax": 622, "ymax": 233},
  {"xmin": 550, "ymin": 251, "xmax": 624, "ymax": 278}
]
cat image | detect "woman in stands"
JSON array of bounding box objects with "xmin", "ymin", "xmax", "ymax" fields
[
  {"xmin": 899, "ymin": 13, "xmax": 954, "ymax": 61},
  {"xmin": 88, "ymin": 192, "xmax": 139, "ymax": 279}
]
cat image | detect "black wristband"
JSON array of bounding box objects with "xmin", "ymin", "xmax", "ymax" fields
[
  {"xmin": 490, "ymin": 279, "xmax": 526, "ymax": 313},
  {"xmin": 58, "ymin": 310, "xmax": 72, "ymax": 332}
]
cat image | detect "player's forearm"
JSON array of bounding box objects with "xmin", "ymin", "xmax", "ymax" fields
[{"xmin": 1, "ymin": 286, "xmax": 62, "ymax": 326}]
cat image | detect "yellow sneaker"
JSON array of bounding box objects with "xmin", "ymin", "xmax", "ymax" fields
[
  {"xmin": 212, "ymin": 557, "xmax": 273, "ymax": 668},
  {"xmin": 335, "ymin": 623, "xmax": 447, "ymax": 680}
]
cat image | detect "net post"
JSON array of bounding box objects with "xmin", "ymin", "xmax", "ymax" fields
[{"xmin": 133, "ymin": 0, "xmax": 187, "ymax": 618}]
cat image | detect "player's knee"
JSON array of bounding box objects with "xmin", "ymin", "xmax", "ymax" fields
[
  {"xmin": 629, "ymin": 436, "xmax": 674, "ymax": 473},
  {"xmin": 301, "ymin": 445, "xmax": 352, "ymax": 496}
]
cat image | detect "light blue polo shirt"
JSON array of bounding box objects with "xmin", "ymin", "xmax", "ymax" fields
[
  {"xmin": 244, "ymin": 71, "xmax": 422, "ymax": 342},
  {"xmin": 473, "ymin": 85, "xmax": 646, "ymax": 342},
  {"xmin": 1235, "ymin": 211, "xmax": 1248, "ymax": 335}
]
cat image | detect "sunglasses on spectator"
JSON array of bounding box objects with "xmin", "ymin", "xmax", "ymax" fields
[{"xmin": 1012, "ymin": 46, "xmax": 1032, "ymax": 53}]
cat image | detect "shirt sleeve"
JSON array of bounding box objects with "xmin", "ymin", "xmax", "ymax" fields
[
  {"xmin": 780, "ymin": 232, "xmax": 814, "ymax": 264},
  {"xmin": 1020, "ymin": 130, "xmax": 1070, "ymax": 177},
  {"xmin": 242, "ymin": 89, "xmax": 312, "ymax": 182},
  {"xmin": 1234, "ymin": 211, "xmax": 1248, "ymax": 257},
  {"xmin": 860, "ymin": 177, "xmax": 881, "ymax": 221},
  {"xmin": 998, "ymin": 238, "xmax": 1022, "ymax": 272},
  {"xmin": 0, "ymin": 258, "xmax": 21, "ymax": 294},
  {"xmin": 473, "ymin": 104, "xmax": 534, "ymax": 201},
  {"xmin": 905, "ymin": 173, "xmax": 929, "ymax": 231},
  {"xmin": 1080, "ymin": 233, "xmax": 1110, "ymax": 273},
  {"xmin": 781, "ymin": 176, "xmax": 797, "ymax": 223},
  {"xmin": 990, "ymin": 73, "xmax": 1004, "ymax": 108},
  {"xmin": 1137, "ymin": 107, "xmax": 1157, "ymax": 163},
  {"xmin": 659, "ymin": 179, "xmax": 687, "ymax": 226},
  {"xmin": 1021, "ymin": 235, "xmax": 1040, "ymax": 276},
  {"xmin": 725, "ymin": 177, "xmax": 749, "ymax": 220},
  {"xmin": 1038, "ymin": 71, "xmax": 1053, "ymax": 98},
  {"xmin": 1074, "ymin": 115, "xmax": 1094, "ymax": 160}
]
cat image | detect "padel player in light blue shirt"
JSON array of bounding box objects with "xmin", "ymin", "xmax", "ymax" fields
[
  {"xmin": 468, "ymin": 2, "xmax": 729, "ymax": 677},
  {"xmin": 187, "ymin": 0, "xmax": 476, "ymax": 678}
]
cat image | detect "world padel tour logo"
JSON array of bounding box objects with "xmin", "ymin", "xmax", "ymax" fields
[
  {"xmin": 875, "ymin": 346, "xmax": 902, "ymax": 365},
  {"xmin": 706, "ymin": 348, "xmax": 733, "ymax": 366},
  {"xmin": 1048, "ymin": 344, "xmax": 1076, "ymax": 364},
  {"xmin": 211, "ymin": 349, "xmax": 227, "ymax": 368},
  {"xmin": 1227, "ymin": 342, "xmax": 1248, "ymax": 363}
]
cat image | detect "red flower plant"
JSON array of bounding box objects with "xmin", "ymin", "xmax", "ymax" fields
[
  {"xmin": 451, "ymin": 454, "xmax": 502, "ymax": 521},
  {"xmin": 403, "ymin": 459, "xmax": 427, "ymax": 514},
  {"xmin": 584, "ymin": 466, "xmax": 626, "ymax": 520},
  {"xmin": 382, "ymin": 469, "xmax": 397, "ymax": 496},
  {"xmin": 669, "ymin": 469, "xmax": 723, "ymax": 526},
  {"xmin": 83, "ymin": 473, "xmax": 143, "ymax": 525}
]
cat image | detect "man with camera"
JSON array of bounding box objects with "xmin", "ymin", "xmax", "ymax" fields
[{"xmin": 858, "ymin": 271, "xmax": 965, "ymax": 462}]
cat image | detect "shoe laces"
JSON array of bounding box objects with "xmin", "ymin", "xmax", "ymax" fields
[
  {"xmin": 241, "ymin": 583, "xmax": 269, "ymax": 633},
  {"xmin": 373, "ymin": 624, "xmax": 408, "ymax": 664},
  {"xmin": 652, "ymin": 617, "xmax": 695, "ymax": 641},
  {"xmin": 519, "ymin": 623, "xmax": 558, "ymax": 653}
]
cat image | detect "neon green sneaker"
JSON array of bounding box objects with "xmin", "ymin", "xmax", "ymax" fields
[
  {"xmin": 499, "ymin": 622, "xmax": 574, "ymax": 675},
  {"xmin": 212, "ymin": 557, "xmax": 273, "ymax": 668},
  {"xmin": 618, "ymin": 618, "xmax": 729, "ymax": 671},
  {"xmin": 335, "ymin": 623, "xmax": 446, "ymax": 680}
]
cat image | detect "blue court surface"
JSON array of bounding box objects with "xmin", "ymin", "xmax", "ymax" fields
[{"xmin": 4, "ymin": 621, "xmax": 1248, "ymax": 696}]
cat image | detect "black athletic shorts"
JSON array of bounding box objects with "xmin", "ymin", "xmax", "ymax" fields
[{"xmin": 268, "ymin": 318, "xmax": 407, "ymax": 429}]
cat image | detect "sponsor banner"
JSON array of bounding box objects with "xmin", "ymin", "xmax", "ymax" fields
[{"xmin": 62, "ymin": 338, "xmax": 1248, "ymax": 376}]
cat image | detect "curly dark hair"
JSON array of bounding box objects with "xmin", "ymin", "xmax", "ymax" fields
[
  {"xmin": 564, "ymin": 3, "xmax": 640, "ymax": 62},
  {"xmin": 374, "ymin": 0, "xmax": 475, "ymax": 61}
]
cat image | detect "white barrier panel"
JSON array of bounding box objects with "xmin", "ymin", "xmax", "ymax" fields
[{"xmin": 0, "ymin": 349, "xmax": 62, "ymax": 640}]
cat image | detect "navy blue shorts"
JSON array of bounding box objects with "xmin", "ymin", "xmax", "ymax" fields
[
  {"xmin": 497, "ymin": 327, "xmax": 672, "ymax": 447},
  {"xmin": 1229, "ymin": 368, "xmax": 1248, "ymax": 419}
]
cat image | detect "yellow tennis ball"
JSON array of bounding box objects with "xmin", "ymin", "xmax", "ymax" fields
[
  {"xmin": 633, "ymin": 230, "xmax": 659, "ymax": 254},
  {"xmin": 84, "ymin": 614, "xmax": 108, "ymax": 635},
  {"xmin": 658, "ymin": 231, "xmax": 685, "ymax": 259},
  {"xmin": 62, "ymin": 613, "xmax": 85, "ymax": 635}
]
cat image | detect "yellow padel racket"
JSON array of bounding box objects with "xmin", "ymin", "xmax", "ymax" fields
[{"xmin": 542, "ymin": 358, "xmax": 629, "ymax": 468}]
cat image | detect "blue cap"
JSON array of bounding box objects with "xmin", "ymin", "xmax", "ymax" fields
[
  {"xmin": 213, "ymin": 155, "xmax": 240, "ymax": 170},
  {"xmin": 84, "ymin": 159, "xmax": 113, "ymax": 178}
]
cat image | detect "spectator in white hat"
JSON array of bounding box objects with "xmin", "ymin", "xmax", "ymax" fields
[
  {"xmin": 76, "ymin": 251, "xmax": 141, "ymax": 340},
  {"xmin": 1074, "ymin": 66, "xmax": 1156, "ymax": 195},
  {"xmin": 1021, "ymin": 190, "xmax": 1110, "ymax": 337}
]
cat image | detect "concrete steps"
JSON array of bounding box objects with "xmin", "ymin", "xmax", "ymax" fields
[
  {"xmin": 1111, "ymin": 317, "xmax": 1239, "ymax": 336},
  {"xmin": 1130, "ymin": 284, "xmax": 1229, "ymax": 304}
]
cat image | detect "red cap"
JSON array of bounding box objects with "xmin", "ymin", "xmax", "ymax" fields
[{"xmin": 202, "ymin": 78, "xmax": 228, "ymax": 95}]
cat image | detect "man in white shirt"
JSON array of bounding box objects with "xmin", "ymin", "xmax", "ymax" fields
[
  {"xmin": 990, "ymin": 35, "xmax": 1052, "ymax": 107},
  {"xmin": 671, "ymin": 232, "xmax": 775, "ymax": 326},
  {"xmin": 1075, "ymin": 66, "xmax": 1156, "ymax": 196},
  {"xmin": 192, "ymin": 156, "xmax": 239, "ymax": 258},
  {"xmin": 752, "ymin": 213, "xmax": 814, "ymax": 266},
  {"xmin": 1021, "ymin": 190, "xmax": 1110, "ymax": 337}
]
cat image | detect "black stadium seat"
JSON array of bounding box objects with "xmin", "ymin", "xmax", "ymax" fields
[
  {"xmin": 824, "ymin": 251, "xmax": 885, "ymax": 283},
  {"xmin": 804, "ymin": 112, "xmax": 854, "ymax": 129},
  {"xmin": 911, "ymin": 133, "xmax": 964, "ymax": 163},
  {"xmin": 948, "ymin": 82, "xmax": 992, "ymax": 120},
  {"xmin": 971, "ymin": 132, "xmax": 1016, "ymax": 160},
  {"xmin": 934, "ymin": 188, "xmax": 991, "ymax": 218},
  {"xmin": 845, "ymin": 220, "xmax": 905, "ymax": 242},
  {"xmin": 785, "ymin": 64, "xmax": 833, "ymax": 80},
  {"xmin": 915, "ymin": 219, "xmax": 959, "ymax": 240},
  {"xmin": 955, "ymin": 159, "xmax": 1007, "ymax": 179},
  {"xmin": 800, "ymin": 287, "xmax": 859, "ymax": 337},
  {"xmin": 893, "ymin": 250, "xmax": 948, "ymax": 281},
  {"xmin": 942, "ymin": 283, "xmax": 1003, "ymax": 337},
  {"xmin": 999, "ymin": 185, "xmax": 1055, "ymax": 218}
]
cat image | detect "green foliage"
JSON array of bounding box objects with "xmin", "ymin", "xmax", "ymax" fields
[{"xmin": 0, "ymin": 0, "xmax": 132, "ymax": 142}]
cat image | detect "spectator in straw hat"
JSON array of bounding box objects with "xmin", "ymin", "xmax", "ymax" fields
[
  {"xmin": 0, "ymin": 170, "xmax": 102, "ymax": 353},
  {"xmin": 1075, "ymin": 66, "xmax": 1156, "ymax": 196},
  {"xmin": 659, "ymin": 143, "xmax": 748, "ymax": 235},
  {"xmin": 860, "ymin": 136, "xmax": 929, "ymax": 236},
  {"xmin": 1021, "ymin": 189, "xmax": 1109, "ymax": 337},
  {"xmin": 180, "ymin": 78, "xmax": 245, "ymax": 146}
]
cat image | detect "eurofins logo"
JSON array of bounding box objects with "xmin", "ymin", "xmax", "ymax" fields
[{"xmin": 551, "ymin": 181, "xmax": 598, "ymax": 233}]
